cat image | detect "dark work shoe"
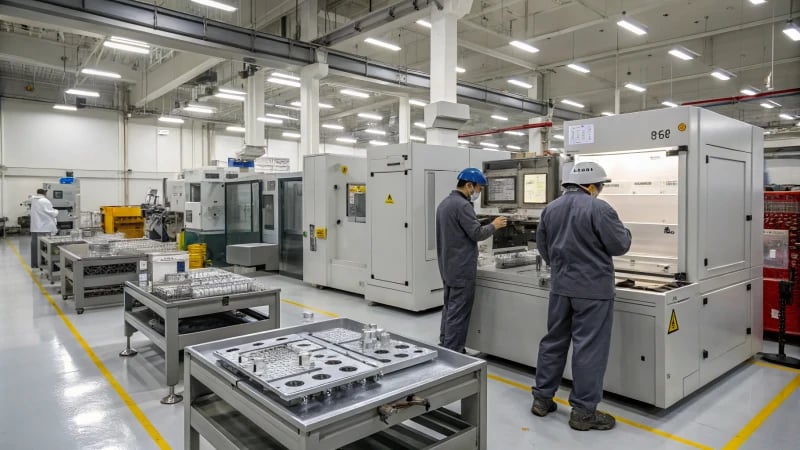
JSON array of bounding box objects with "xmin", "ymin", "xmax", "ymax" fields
[
  {"xmin": 530, "ymin": 398, "xmax": 557, "ymax": 417},
  {"xmin": 569, "ymin": 409, "xmax": 616, "ymax": 431}
]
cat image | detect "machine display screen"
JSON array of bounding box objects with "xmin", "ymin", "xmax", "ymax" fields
[
  {"xmin": 486, "ymin": 177, "xmax": 516, "ymax": 203},
  {"xmin": 52, "ymin": 190, "xmax": 63, "ymax": 200},
  {"xmin": 523, "ymin": 174, "xmax": 548, "ymax": 204}
]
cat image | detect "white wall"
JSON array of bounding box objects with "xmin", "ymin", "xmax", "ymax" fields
[{"xmin": 765, "ymin": 159, "xmax": 800, "ymax": 186}]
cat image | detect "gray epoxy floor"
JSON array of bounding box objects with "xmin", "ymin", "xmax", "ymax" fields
[{"xmin": 2, "ymin": 236, "xmax": 800, "ymax": 450}]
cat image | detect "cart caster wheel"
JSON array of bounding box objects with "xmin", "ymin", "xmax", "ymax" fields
[
  {"xmin": 119, "ymin": 348, "xmax": 138, "ymax": 357},
  {"xmin": 76, "ymin": 308, "xmax": 84, "ymax": 315}
]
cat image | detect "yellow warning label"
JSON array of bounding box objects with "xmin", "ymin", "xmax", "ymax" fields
[
  {"xmin": 668, "ymin": 309, "xmax": 679, "ymax": 334},
  {"xmin": 341, "ymin": 165, "xmax": 349, "ymax": 175},
  {"xmin": 315, "ymin": 227, "xmax": 327, "ymax": 239},
  {"xmin": 677, "ymin": 122, "xmax": 687, "ymax": 132},
  {"xmin": 385, "ymin": 194, "xmax": 395, "ymax": 204},
  {"xmin": 349, "ymin": 185, "xmax": 366, "ymax": 193}
]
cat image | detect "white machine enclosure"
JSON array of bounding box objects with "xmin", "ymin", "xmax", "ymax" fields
[
  {"xmin": 164, "ymin": 179, "xmax": 186, "ymax": 212},
  {"xmin": 183, "ymin": 167, "xmax": 237, "ymax": 232},
  {"xmin": 303, "ymin": 154, "xmax": 369, "ymax": 295},
  {"xmin": 43, "ymin": 181, "xmax": 80, "ymax": 229},
  {"xmin": 365, "ymin": 143, "xmax": 509, "ymax": 311},
  {"xmin": 467, "ymin": 106, "xmax": 764, "ymax": 408}
]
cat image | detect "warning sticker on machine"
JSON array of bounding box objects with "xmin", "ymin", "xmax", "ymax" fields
[
  {"xmin": 668, "ymin": 310, "xmax": 679, "ymax": 334},
  {"xmin": 385, "ymin": 194, "xmax": 395, "ymax": 204}
]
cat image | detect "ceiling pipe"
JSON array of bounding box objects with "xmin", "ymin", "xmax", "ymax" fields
[
  {"xmin": 680, "ymin": 88, "xmax": 800, "ymax": 107},
  {"xmin": 458, "ymin": 121, "xmax": 553, "ymax": 138}
]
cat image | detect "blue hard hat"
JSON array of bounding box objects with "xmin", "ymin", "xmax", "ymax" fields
[{"xmin": 457, "ymin": 168, "xmax": 488, "ymax": 186}]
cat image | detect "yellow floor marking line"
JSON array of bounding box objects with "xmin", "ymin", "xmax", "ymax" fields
[
  {"xmin": 721, "ymin": 374, "xmax": 800, "ymax": 449},
  {"xmin": 281, "ymin": 298, "xmax": 340, "ymax": 318},
  {"xmin": 752, "ymin": 360, "xmax": 800, "ymax": 374},
  {"xmin": 7, "ymin": 241, "xmax": 171, "ymax": 450},
  {"xmin": 487, "ymin": 373, "xmax": 714, "ymax": 450}
]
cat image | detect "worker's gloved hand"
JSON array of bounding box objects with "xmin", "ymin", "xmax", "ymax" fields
[{"xmin": 492, "ymin": 216, "xmax": 508, "ymax": 230}]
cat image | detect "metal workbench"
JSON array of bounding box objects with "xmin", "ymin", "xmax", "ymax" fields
[
  {"xmin": 120, "ymin": 281, "xmax": 281, "ymax": 404},
  {"xmin": 184, "ymin": 318, "xmax": 487, "ymax": 450},
  {"xmin": 39, "ymin": 236, "xmax": 86, "ymax": 284}
]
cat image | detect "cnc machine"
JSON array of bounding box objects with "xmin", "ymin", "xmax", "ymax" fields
[{"xmin": 467, "ymin": 106, "xmax": 763, "ymax": 408}]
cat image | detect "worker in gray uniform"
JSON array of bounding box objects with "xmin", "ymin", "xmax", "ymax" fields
[
  {"xmin": 436, "ymin": 168, "xmax": 507, "ymax": 353},
  {"xmin": 530, "ymin": 161, "xmax": 631, "ymax": 431}
]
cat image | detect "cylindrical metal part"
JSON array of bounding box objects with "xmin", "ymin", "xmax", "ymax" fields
[
  {"xmin": 298, "ymin": 351, "xmax": 311, "ymax": 367},
  {"xmin": 302, "ymin": 311, "xmax": 315, "ymax": 323},
  {"xmin": 379, "ymin": 331, "xmax": 391, "ymax": 347}
]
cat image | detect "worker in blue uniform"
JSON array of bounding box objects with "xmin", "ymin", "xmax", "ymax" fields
[
  {"xmin": 530, "ymin": 161, "xmax": 631, "ymax": 431},
  {"xmin": 436, "ymin": 168, "xmax": 507, "ymax": 353}
]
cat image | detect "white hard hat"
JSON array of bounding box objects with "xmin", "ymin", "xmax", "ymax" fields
[{"xmin": 562, "ymin": 161, "xmax": 611, "ymax": 187}]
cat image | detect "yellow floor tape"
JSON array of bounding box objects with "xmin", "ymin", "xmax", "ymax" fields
[{"xmin": 7, "ymin": 241, "xmax": 172, "ymax": 450}]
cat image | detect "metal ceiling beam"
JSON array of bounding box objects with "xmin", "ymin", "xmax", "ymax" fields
[
  {"xmin": 130, "ymin": 52, "xmax": 224, "ymax": 108},
  {"xmin": 0, "ymin": 0, "xmax": 586, "ymax": 120}
]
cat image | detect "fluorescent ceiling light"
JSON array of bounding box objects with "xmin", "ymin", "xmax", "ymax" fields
[
  {"xmin": 783, "ymin": 22, "xmax": 800, "ymax": 41},
  {"xmin": 291, "ymin": 101, "xmax": 333, "ymax": 109},
  {"xmin": 561, "ymin": 99, "xmax": 585, "ymax": 108},
  {"xmin": 409, "ymin": 99, "xmax": 427, "ymax": 107},
  {"xmin": 191, "ymin": 0, "xmax": 237, "ymax": 12},
  {"xmin": 290, "ymin": 101, "xmax": 301, "ymax": 107},
  {"xmin": 508, "ymin": 79, "xmax": 533, "ymax": 89},
  {"xmin": 53, "ymin": 104, "xmax": 77, "ymax": 111},
  {"xmin": 80, "ymin": 68, "xmax": 121, "ymax": 79},
  {"xmin": 65, "ymin": 88, "xmax": 99, "ymax": 97},
  {"xmin": 509, "ymin": 40, "xmax": 539, "ymax": 53},
  {"xmin": 491, "ymin": 115, "xmax": 508, "ymax": 121},
  {"xmin": 369, "ymin": 140, "xmax": 389, "ymax": 146},
  {"xmin": 109, "ymin": 36, "xmax": 149, "ymax": 47},
  {"xmin": 661, "ymin": 101, "xmax": 679, "ymax": 108},
  {"xmin": 457, "ymin": 139, "xmax": 470, "ymax": 145},
  {"xmin": 266, "ymin": 113, "xmax": 296, "ymax": 121},
  {"xmin": 416, "ymin": 19, "xmax": 431, "ymax": 28},
  {"xmin": 504, "ymin": 131, "xmax": 525, "ymax": 136},
  {"xmin": 358, "ymin": 112, "xmax": 383, "ymax": 120},
  {"xmin": 414, "ymin": 122, "xmax": 426, "ymax": 128},
  {"xmin": 480, "ymin": 142, "xmax": 499, "ymax": 148},
  {"xmin": 226, "ymin": 126, "xmax": 246, "ymax": 133},
  {"xmin": 267, "ymin": 77, "xmax": 301, "ymax": 88},
  {"xmin": 184, "ymin": 104, "xmax": 214, "ymax": 114},
  {"xmin": 567, "ymin": 63, "xmax": 590, "ymax": 73},
  {"xmin": 410, "ymin": 135, "xmax": 425, "ymax": 142},
  {"xmin": 740, "ymin": 87, "xmax": 760, "ymax": 96},
  {"xmin": 760, "ymin": 101, "xmax": 781, "ymax": 109},
  {"xmin": 601, "ymin": 111, "xmax": 615, "ymax": 116},
  {"xmin": 364, "ymin": 37, "xmax": 401, "ymax": 51},
  {"xmin": 218, "ymin": 87, "xmax": 246, "ymax": 96},
  {"xmin": 365, "ymin": 129, "xmax": 386, "ymax": 135},
  {"xmin": 103, "ymin": 41, "xmax": 150, "ymax": 54},
  {"xmin": 257, "ymin": 117, "xmax": 283, "ymax": 124},
  {"xmin": 158, "ymin": 116, "xmax": 184, "ymax": 124},
  {"xmin": 283, "ymin": 132, "xmax": 301, "ymax": 139},
  {"xmin": 552, "ymin": 134, "xmax": 564, "ymax": 141},
  {"xmin": 214, "ymin": 92, "xmax": 246, "ymax": 101},
  {"xmin": 624, "ymin": 82, "xmax": 646, "ymax": 93},
  {"xmin": 779, "ymin": 113, "xmax": 796, "ymax": 120},
  {"xmin": 748, "ymin": 0, "xmax": 767, "ymax": 4},
  {"xmin": 341, "ymin": 88, "xmax": 370, "ymax": 98},
  {"xmin": 617, "ymin": 18, "xmax": 648, "ymax": 36},
  {"xmin": 322, "ymin": 124, "xmax": 344, "ymax": 130},
  {"xmin": 271, "ymin": 72, "xmax": 300, "ymax": 81},
  {"xmin": 710, "ymin": 69, "xmax": 735, "ymax": 81},
  {"xmin": 456, "ymin": 67, "xmax": 466, "ymax": 73},
  {"xmin": 336, "ymin": 137, "xmax": 357, "ymax": 144},
  {"xmin": 506, "ymin": 145, "xmax": 521, "ymax": 150},
  {"xmin": 668, "ymin": 46, "xmax": 700, "ymax": 61}
]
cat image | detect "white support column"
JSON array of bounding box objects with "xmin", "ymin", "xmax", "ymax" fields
[
  {"xmin": 425, "ymin": 0, "xmax": 473, "ymax": 147},
  {"xmin": 527, "ymin": 75, "xmax": 544, "ymax": 156},
  {"xmin": 299, "ymin": 62, "xmax": 329, "ymax": 169},
  {"xmin": 299, "ymin": 0, "xmax": 319, "ymax": 41},
  {"xmin": 398, "ymin": 96, "xmax": 411, "ymax": 144},
  {"xmin": 614, "ymin": 88, "xmax": 621, "ymax": 114},
  {"xmin": 244, "ymin": 68, "xmax": 265, "ymax": 149}
]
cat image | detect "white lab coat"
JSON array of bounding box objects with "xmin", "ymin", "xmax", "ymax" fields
[{"xmin": 30, "ymin": 195, "xmax": 59, "ymax": 233}]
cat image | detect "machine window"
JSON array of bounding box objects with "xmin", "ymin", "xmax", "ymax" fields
[
  {"xmin": 486, "ymin": 177, "xmax": 516, "ymax": 203},
  {"xmin": 523, "ymin": 174, "xmax": 548, "ymax": 204}
]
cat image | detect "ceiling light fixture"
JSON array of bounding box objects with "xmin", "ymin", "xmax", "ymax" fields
[
  {"xmin": 783, "ymin": 21, "xmax": 800, "ymax": 41},
  {"xmin": 740, "ymin": 87, "xmax": 760, "ymax": 96},
  {"xmin": 214, "ymin": 92, "xmax": 246, "ymax": 101},
  {"xmin": 80, "ymin": 68, "xmax": 121, "ymax": 79},
  {"xmin": 365, "ymin": 129, "xmax": 387, "ymax": 135},
  {"xmin": 266, "ymin": 113, "xmax": 296, "ymax": 121},
  {"xmin": 508, "ymin": 79, "xmax": 534, "ymax": 89},
  {"xmin": 567, "ymin": 63, "xmax": 591, "ymax": 73},
  {"xmin": 257, "ymin": 117, "xmax": 283, "ymax": 124},
  {"xmin": 661, "ymin": 101, "xmax": 679, "ymax": 108},
  {"xmin": 53, "ymin": 104, "xmax": 77, "ymax": 111},
  {"xmin": 491, "ymin": 114, "xmax": 508, "ymax": 121},
  {"xmin": 617, "ymin": 17, "xmax": 648, "ymax": 35},
  {"xmin": 184, "ymin": 105, "xmax": 214, "ymax": 114},
  {"xmin": 410, "ymin": 135, "xmax": 425, "ymax": 142},
  {"xmin": 457, "ymin": 139, "xmax": 470, "ymax": 145},
  {"xmin": 624, "ymin": 82, "xmax": 647, "ymax": 93},
  {"xmin": 480, "ymin": 142, "xmax": 499, "ymax": 148},
  {"xmin": 341, "ymin": 89, "xmax": 370, "ymax": 98},
  {"xmin": 336, "ymin": 137, "xmax": 357, "ymax": 144},
  {"xmin": 561, "ymin": 99, "xmax": 585, "ymax": 108},
  {"xmin": 601, "ymin": 111, "xmax": 616, "ymax": 116},
  {"xmin": 190, "ymin": 0, "xmax": 237, "ymax": 12},
  {"xmin": 455, "ymin": 67, "xmax": 466, "ymax": 73},
  {"xmin": 358, "ymin": 112, "xmax": 383, "ymax": 120},
  {"xmin": 779, "ymin": 113, "xmax": 796, "ymax": 120},
  {"xmin": 748, "ymin": 0, "xmax": 767, "ymax": 5},
  {"xmin": 760, "ymin": 100, "xmax": 781, "ymax": 109},
  {"xmin": 509, "ymin": 40, "xmax": 540, "ymax": 53},
  {"xmin": 504, "ymin": 131, "xmax": 525, "ymax": 136},
  {"xmin": 414, "ymin": 122, "xmax": 426, "ymax": 128},
  {"xmin": 416, "ymin": 19, "xmax": 432, "ymax": 28},
  {"xmin": 409, "ymin": 99, "xmax": 427, "ymax": 107},
  {"xmin": 552, "ymin": 134, "xmax": 565, "ymax": 141},
  {"xmin": 364, "ymin": 37, "xmax": 401, "ymax": 51},
  {"xmin": 710, "ymin": 68, "xmax": 736, "ymax": 81},
  {"xmin": 271, "ymin": 72, "xmax": 300, "ymax": 81},
  {"xmin": 104, "ymin": 36, "xmax": 150, "ymax": 54},
  {"xmin": 291, "ymin": 101, "xmax": 334, "ymax": 109},
  {"xmin": 226, "ymin": 126, "xmax": 246, "ymax": 133},
  {"xmin": 267, "ymin": 77, "xmax": 301, "ymax": 88},
  {"xmin": 65, "ymin": 88, "xmax": 100, "ymax": 97},
  {"xmin": 322, "ymin": 124, "xmax": 344, "ymax": 130},
  {"xmin": 283, "ymin": 132, "xmax": 301, "ymax": 139},
  {"xmin": 218, "ymin": 87, "xmax": 246, "ymax": 96},
  {"xmin": 158, "ymin": 116, "xmax": 185, "ymax": 124},
  {"xmin": 668, "ymin": 46, "xmax": 700, "ymax": 61},
  {"xmin": 369, "ymin": 140, "xmax": 389, "ymax": 146},
  {"xmin": 507, "ymin": 145, "xmax": 521, "ymax": 150}
]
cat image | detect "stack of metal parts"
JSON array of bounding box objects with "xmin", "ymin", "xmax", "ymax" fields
[
  {"xmin": 214, "ymin": 323, "xmax": 437, "ymax": 404},
  {"xmin": 151, "ymin": 267, "xmax": 268, "ymax": 301},
  {"xmin": 494, "ymin": 250, "xmax": 539, "ymax": 269}
]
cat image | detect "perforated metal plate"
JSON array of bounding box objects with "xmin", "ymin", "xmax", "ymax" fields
[{"xmin": 310, "ymin": 327, "xmax": 362, "ymax": 344}]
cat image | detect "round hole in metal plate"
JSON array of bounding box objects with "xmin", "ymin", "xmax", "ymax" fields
[
  {"xmin": 252, "ymin": 342, "xmax": 264, "ymax": 346},
  {"xmin": 414, "ymin": 350, "xmax": 423, "ymax": 353},
  {"xmin": 276, "ymin": 337, "xmax": 288, "ymax": 341},
  {"xmin": 395, "ymin": 353, "xmax": 408, "ymax": 358},
  {"xmin": 312, "ymin": 374, "xmax": 331, "ymax": 380},
  {"xmin": 285, "ymin": 380, "xmax": 304, "ymax": 387},
  {"xmin": 374, "ymin": 349, "xmax": 389, "ymax": 354},
  {"xmin": 378, "ymin": 358, "xmax": 391, "ymax": 363},
  {"xmin": 340, "ymin": 366, "xmax": 358, "ymax": 372},
  {"xmin": 314, "ymin": 354, "xmax": 325, "ymax": 358},
  {"xmin": 297, "ymin": 343, "xmax": 311, "ymax": 347},
  {"xmin": 327, "ymin": 355, "xmax": 337, "ymax": 358},
  {"xmin": 395, "ymin": 344, "xmax": 409, "ymax": 349},
  {"xmin": 325, "ymin": 360, "xmax": 342, "ymax": 365},
  {"xmin": 226, "ymin": 348, "xmax": 239, "ymax": 352}
]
